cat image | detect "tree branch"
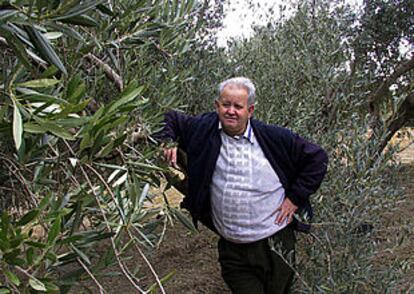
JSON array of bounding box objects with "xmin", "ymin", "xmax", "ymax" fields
[
  {"xmin": 375, "ymin": 91, "xmax": 414, "ymax": 157},
  {"xmin": 368, "ymin": 55, "xmax": 414, "ymax": 113},
  {"xmin": 85, "ymin": 53, "xmax": 124, "ymax": 91}
]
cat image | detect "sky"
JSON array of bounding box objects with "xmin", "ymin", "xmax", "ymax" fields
[{"xmin": 216, "ymin": 0, "xmax": 364, "ymax": 47}]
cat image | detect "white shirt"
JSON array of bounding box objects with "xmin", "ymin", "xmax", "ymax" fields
[{"xmin": 210, "ymin": 121, "xmax": 287, "ymax": 243}]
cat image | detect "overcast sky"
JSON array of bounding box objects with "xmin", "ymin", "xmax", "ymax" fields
[{"xmin": 217, "ymin": 0, "xmax": 364, "ymax": 47}]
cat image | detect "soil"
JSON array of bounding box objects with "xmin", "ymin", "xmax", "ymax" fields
[
  {"xmin": 74, "ymin": 138, "xmax": 414, "ymax": 293},
  {"xmin": 83, "ymin": 224, "xmax": 229, "ymax": 294}
]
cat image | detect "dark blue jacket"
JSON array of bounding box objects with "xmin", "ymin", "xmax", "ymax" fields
[{"xmin": 160, "ymin": 111, "xmax": 328, "ymax": 231}]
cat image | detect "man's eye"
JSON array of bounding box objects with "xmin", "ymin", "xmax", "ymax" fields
[
  {"xmin": 235, "ymin": 105, "xmax": 243, "ymax": 109},
  {"xmin": 222, "ymin": 103, "xmax": 230, "ymax": 107}
]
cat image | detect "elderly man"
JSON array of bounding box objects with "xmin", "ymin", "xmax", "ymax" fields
[{"xmin": 160, "ymin": 77, "xmax": 328, "ymax": 294}]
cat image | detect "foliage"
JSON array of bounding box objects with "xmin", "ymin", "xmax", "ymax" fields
[
  {"xmin": 0, "ymin": 0, "xmax": 201, "ymax": 292},
  {"xmin": 175, "ymin": 0, "xmax": 413, "ymax": 291}
]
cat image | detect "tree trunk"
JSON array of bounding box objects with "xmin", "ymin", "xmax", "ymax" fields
[{"xmin": 375, "ymin": 92, "xmax": 414, "ymax": 157}]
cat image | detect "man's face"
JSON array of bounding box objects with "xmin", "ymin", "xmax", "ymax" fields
[{"xmin": 214, "ymin": 85, "xmax": 254, "ymax": 136}]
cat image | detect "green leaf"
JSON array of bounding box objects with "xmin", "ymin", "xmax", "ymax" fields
[
  {"xmin": 107, "ymin": 85, "xmax": 144, "ymax": 114},
  {"xmin": 16, "ymin": 78, "xmax": 59, "ymax": 88},
  {"xmin": 33, "ymin": 118, "xmax": 75, "ymax": 140},
  {"xmin": 47, "ymin": 215, "xmax": 61, "ymax": 244},
  {"xmin": 67, "ymin": 74, "xmax": 85, "ymax": 103},
  {"xmin": 170, "ymin": 207, "xmax": 197, "ymax": 233},
  {"xmin": 0, "ymin": 29, "xmax": 32, "ymax": 69},
  {"xmin": 71, "ymin": 244, "xmax": 91, "ymax": 265},
  {"xmin": 148, "ymin": 270, "xmax": 176, "ymax": 293},
  {"xmin": 57, "ymin": 116, "xmax": 90, "ymax": 127},
  {"xmin": 44, "ymin": 32, "xmax": 63, "ymax": 40},
  {"xmin": 97, "ymin": 4, "xmax": 114, "ymax": 16},
  {"xmin": 16, "ymin": 87, "xmax": 68, "ymax": 105},
  {"xmin": 40, "ymin": 65, "xmax": 59, "ymax": 78},
  {"xmin": 0, "ymin": 9, "xmax": 18, "ymax": 22},
  {"xmin": 26, "ymin": 246, "xmax": 35, "ymax": 265},
  {"xmin": 29, "ymin": 278, "xmax": 47, "ymax": 292},
  {"xmin": 129, "ymin": 173, "xmax": 140, "ymax": 210},
  {"xmin": 53, "ymin": 98, "xmax": 91, "ymax": 119},
  {"xmin": 25, "ymin": 240, "xmax": 47, "ymax": 249},
  {"xmin": 79, "ymin": 132, "xmax": 92, "ymax": 150},
  {"xmin": 5, "ymin": 270, "xmax": 20, "ymax": 286},
  {"xmin": 46, "ymin": 251, "xmax": 58, "ymax": 262},
  {"xmin": 139, "ymin": 183, "xmax": 150, "ymax": 207},
  {"xmin": 12, "ymin": 101, "xmax": 23, "ymax": 150},
  {"xmin": 59, "ymin": 14, "xmax": 98, "ymax": 27},
  {"xmin": 24, "ymin": 122, "xmax": 48, "ymax": 134},
  {"xmin": 38, "ymin": 193, "xmax": 52, "ymax": 210},
  {"xmin": 47, "ymin": 22, "xmax": 85, "ymax": 42},
  {"xmin": 53, "ymin": 0, "xmax": 106, "ymax": 20},
  {"xmin": 94, "ymin": 163, "xmax": 127, "ymax": 170},
  {"xmin": 128, "ymin": 161, "xmax": 164, "ymax": 172},
  {"xmin": 24, "ymin": 25, "xmax": 67, "ymax": 75},
  {"xmin": 44, "ymin": 281, "xmax": 60, "ymax": 292},
  {"xmin": 97, "ymin": 133, "xmax": 127, "ymax": 158},
  {"xmin": 17, "ymin": 209, "xmax": 39, "ymax": 226}
]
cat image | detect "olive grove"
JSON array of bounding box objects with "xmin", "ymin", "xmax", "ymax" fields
[
  {"xmin": 0, "ymin": 0, "xmax": 413, "ymax": 293},
  {"xmin": 172, "ymin": 0, "xmax": 413, "ymax": 291}
]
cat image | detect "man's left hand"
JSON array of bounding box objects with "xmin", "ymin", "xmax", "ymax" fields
[{"xmin": 273, "ymin": 198, "xmax": 298, "ymax": 225}]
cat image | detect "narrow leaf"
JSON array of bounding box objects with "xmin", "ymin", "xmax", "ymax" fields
[
  {"xmin": 25, "ymin": 25, "xmax": 67, "ymax": 75},
  {"xmin": 29, "ymin": 278, "xmax": 47, "ymax": 291},
  {"xmin": 112, "ymin": 172, "xmax": 128, "ymax": 187},
  {"xmin": 171, "ymin": 208, "xmax": 197, "ymax": 232},
  {"xmin": 107, "ymin": 85, "xmax": 144, "ymax": 114},
  {"xmin": 139, "ymin": 183, "xmax": 150, "ymax": 206},
  {"xmin": 0, "ymin": 9, "xmax": 18, "ymax": 22},
  {"xmin": 59, "ymin": 15, "xmax": 98, "ymax": 27},
  {"xmin": 16, "ymin": 78, "xmax": 59, "ymax": 88},
  {"xmin": 5, "ymin": 270, "xmax": 20, "ymax": 286},
  {"xmin": 12, "ymin": 101, "xmax": 23, "ymax": 150},
  {"xmin": 34, "ymin": 118, "xmax": 75, "ymax": 140},
  {"xmin": 17, "ymin": 209, "xmax": 39, "ymax": 226},
  {"xmin": 44, "ymin": 32, "xmax": 63, "ymax": 40},
  {"xmin": 47, "ymin": 215, "xmax": 61, "ymax": 244},
  {"xmin": 1, "ymin": 29, "xmax": 31, "ymax": 69},
  {"xmin": 53, "ymin": 0, "xmax": 105, "ymax": 20},
  {"xmin": 71, "ymin": 245, "xmax": 91, "ymax": 265}
]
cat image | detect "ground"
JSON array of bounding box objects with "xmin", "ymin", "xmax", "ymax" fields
[{"xmin": 74, "ymin": 141, "xmax": 414, "ymax": 293}]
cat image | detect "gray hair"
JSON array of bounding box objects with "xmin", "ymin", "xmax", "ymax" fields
[{"xmin": 218, "ymin": 77, "xmax": 256, "ymax": 105}]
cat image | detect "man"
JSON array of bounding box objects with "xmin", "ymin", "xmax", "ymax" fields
[{"xmin": 160, "ymin": 77, "xmax": 328, "ymax": 293}]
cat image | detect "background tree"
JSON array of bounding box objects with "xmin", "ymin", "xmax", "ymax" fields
[{"xmin": 170, "ymin": 0, "xmax": 413, "ymax": 291}]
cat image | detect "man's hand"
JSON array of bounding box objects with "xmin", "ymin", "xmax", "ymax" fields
[
  {"xmin": 163, "ymin": 146, "xmax": 179, "ymax": 169},
  {"xmin": 273, "ymin": 197, "xmax": 298, "ymax": 225}
]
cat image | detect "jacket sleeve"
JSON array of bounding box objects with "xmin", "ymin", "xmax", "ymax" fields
[
  {"xmin": 285, "ymin": 134, "xmax": 329, "ymax": 208},
  {"xmin": 155, "ymin": 110, "xmax": 195, "ymax": 152}
]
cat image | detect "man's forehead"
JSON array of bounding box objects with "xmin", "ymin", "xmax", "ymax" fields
[{"xmin": 221, "ymin": 84, "xmax": 249, "ymax": 97}]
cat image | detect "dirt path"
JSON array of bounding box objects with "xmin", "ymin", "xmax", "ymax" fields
[{"xmin": 393, "ymin": 142, "xmax": 414, "ymax": 289}]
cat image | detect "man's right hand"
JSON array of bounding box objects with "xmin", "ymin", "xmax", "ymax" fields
[{"xmin": 163, "ymin": 147, "xmax": 179, "ymax": 169}]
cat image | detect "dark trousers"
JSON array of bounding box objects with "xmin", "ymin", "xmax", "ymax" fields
[{"xmin": 218, "ymin": 225, "xmax": 296, "ymax": 294}]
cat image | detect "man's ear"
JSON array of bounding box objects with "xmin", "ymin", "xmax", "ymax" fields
[{"xmin": 248, "ymin": 104, "xmax": 255, "ymax": 118}]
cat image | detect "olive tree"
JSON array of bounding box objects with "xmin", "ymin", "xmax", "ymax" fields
[
  {"xmin": 0, "ymin": 0, "xmax": 203, "ymax": 292},
  {"xmin": 171, "ymin": 0, "xmax": 413, "ymax": 291}
]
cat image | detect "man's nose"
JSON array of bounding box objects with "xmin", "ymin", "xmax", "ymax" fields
[{"xmin": 226, "ymin": 106, "xmax": 236, "ymax": 114}]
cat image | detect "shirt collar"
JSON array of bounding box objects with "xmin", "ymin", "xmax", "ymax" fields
[{"xmin": 218, "ymin": 119, "xmax": 254, "ymax": 144}]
